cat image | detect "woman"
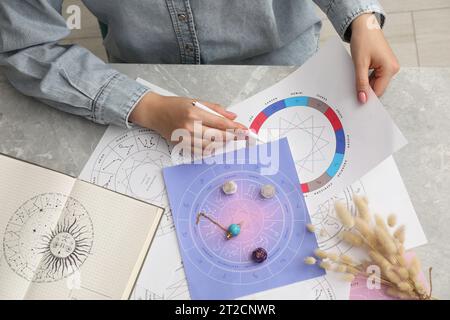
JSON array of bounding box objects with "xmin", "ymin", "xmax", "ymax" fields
[{"xmin": 0, "ymin": 0, "xmax": 399, "ymax": 144}]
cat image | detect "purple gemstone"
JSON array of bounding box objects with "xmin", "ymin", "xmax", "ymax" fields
[{"xmin": 252, "ymin": 247, "xmax": 268, "ymax": 263}]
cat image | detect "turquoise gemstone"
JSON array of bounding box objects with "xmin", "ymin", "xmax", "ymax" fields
[{"xmin": 227, "ymin": 224, "xmax": 241, "ymax": 237}]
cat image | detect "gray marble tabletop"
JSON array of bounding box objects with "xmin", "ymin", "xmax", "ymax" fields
[{"xmin": 0, "ymin": 65, "xmax": 449, "ymax": 299}]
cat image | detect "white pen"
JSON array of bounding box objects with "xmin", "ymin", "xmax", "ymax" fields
[{"xmin": 192, "ymin": 101, "xmax": 266, "ymax": 143}]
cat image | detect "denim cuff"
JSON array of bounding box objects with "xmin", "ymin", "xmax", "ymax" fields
[
  {"xmin": 326, "ymin": 0, "xmax": 386, "ymax": 42},
  {"xmin": 93, "ymin": 72, "xmax": 150, "ymax": 128}
]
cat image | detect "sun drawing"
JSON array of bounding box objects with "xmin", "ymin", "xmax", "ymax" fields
[
  {"xmin": 37, "ymin": 214, "xmax": 93, "ymax": 280},
  {"xmin": 3, "ymin": 193, "xmax": 94, "ymax": 283}
]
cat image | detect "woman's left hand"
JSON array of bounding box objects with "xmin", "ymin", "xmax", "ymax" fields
[{"xmin": 350, "ymin": 13, "xmax": 400, "ymax": 104}]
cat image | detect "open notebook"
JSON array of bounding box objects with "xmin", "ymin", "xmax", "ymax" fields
[{"xmin": 0, "ymin": 154, "xmax": 164, "ymax": 300}]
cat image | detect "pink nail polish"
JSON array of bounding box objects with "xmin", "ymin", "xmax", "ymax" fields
[{"xmin": 358, "ymin": 91, "xmax": 367, "ymax": 104}]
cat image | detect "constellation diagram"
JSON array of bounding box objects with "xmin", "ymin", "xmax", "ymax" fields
[
  {"xmin": 90, "ymin": 128, "xmax": 172, "ymax": 206},
  {"xmin": 309, "ymin": 181, "xmax": 365, "ymax": 254},
  {"xmin": 89, "ymin": 128, "xmax": 176, "ymax": 238},
  {"xmin": 3, "ymin": 193, "xmax": 94, "ymax": 283}
]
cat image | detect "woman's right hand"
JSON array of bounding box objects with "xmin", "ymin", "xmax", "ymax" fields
[{"xmin": 129, "ymin": 92, "xmax": 248, "ymax": 151}]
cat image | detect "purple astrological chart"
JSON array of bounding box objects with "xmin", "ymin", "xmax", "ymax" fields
[{"xmin": 163, "ymin": 139, "xmax": 324, "ymax": 299}]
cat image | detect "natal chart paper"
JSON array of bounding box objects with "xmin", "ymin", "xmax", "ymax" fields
[
  {"xmin": 163, "ymin": 139, "xmax": 326, "ymax": 300},
  {"xmin": 0, "ymin": 154, "xmax": 163, "ymax": 300},
  {"xmin": 229, "ymin": 37, "xmax": 407, "ymax": 205}
]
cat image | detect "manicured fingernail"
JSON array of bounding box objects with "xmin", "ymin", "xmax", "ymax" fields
[
  {"xmin": 358, "ymin": 91, "xmax": 367, "ymax": 104},
  {"xmin": 227, "ymin": 111, "xmax": 237, "ymax": 117}
]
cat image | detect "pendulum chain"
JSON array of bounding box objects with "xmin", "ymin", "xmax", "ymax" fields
[{"xmin": 196, "ymin": 212, "xmax": 228, "ymax": 233}]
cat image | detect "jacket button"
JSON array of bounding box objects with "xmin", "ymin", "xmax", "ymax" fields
[{"xmin": 178, "ymin": 13, "xmax": 187, "ymax": 22}]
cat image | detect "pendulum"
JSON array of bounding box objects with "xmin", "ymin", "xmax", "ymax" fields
[
  {"xmin": 222, "ymin": 180, "xmax": 237, "ymax": 195},
  {"xmin": 252, "ymin": 247, "xmax": 268, "ymax": 263},
  {"xmin": 196, "ymin": 212, "xmax": 241, "ymax": 240},
  {"xmin": 260, "ymin": 184, "xmax": 276, "ymax": 199}
]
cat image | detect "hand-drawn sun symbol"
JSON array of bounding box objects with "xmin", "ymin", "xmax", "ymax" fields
[
  {"xmin": 3, "ymin": 193, "xmax": 94, "ymax": 283},
  {"xmin": 38, "ymin": 216, "xmax": 93, "ymax": 279}
]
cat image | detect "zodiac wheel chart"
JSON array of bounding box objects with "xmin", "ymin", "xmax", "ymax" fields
[
  {"xmin": 3, "ymin": 193, "xmax": 94, "ymax": 283},
  {"xmin": 311, "ymin": 277, "xmax": 338, "ymax": 300},
  {"xmin": 90, "ymin": 128, "xmax": 173, "ymax": 206},
  {"xmin": 175, "ymin": 164, "xmax": 309, "ymax": 285},
  {"xmin": 250, "ymin": 96, "xmax": 347, "ymax": 193},
  {"xmin": 310, "ymin": 181, "xmax": 366, "ymax": 253}
]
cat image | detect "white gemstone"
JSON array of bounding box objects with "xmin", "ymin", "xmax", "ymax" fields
[
  {"xmin": 260, "ymin": 184, "xmax": 276, "ymax": 199},
  {"xmin": 222, "ymin": 181, "xmax": 237, "ymax": 195}
]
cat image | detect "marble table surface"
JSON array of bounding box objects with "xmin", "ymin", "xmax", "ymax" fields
[{"xmin": 0, "ymin": 65, "xmax": 449, "ymax": 299}]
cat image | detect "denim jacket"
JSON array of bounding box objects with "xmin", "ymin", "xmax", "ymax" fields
[{"xmin": 0, "ymin": 0, "xmax": 384, "ymax": 128}]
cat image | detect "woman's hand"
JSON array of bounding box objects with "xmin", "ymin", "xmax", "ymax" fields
[
  {"xmin": 129, "ymin": 92, "xmax": 247, "ymax": 150},
  {"xmin": 350, "ymin": 13, "xmax": 400, "ymax": 103}
]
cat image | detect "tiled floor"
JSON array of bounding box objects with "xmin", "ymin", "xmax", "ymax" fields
[{"xmin": 61, "ymin": 0, "xmax": 450, "ymax": 66}]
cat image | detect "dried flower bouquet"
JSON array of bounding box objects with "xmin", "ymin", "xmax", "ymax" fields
[{"xmin": 304, "ymin": 195, "xmax": 434, "ymax": 300}]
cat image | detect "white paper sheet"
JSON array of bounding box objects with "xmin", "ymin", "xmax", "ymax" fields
[
  {"xmin": 307, "ymin": 156, "xmax": 427, "ymax": 259},
  {"xmin": 240, "ymin": 273, "xmax": 349, "ymax": 300},
  {"xmin": 228, "ymin": 37, "xmax": 407, "ymax": 203}
]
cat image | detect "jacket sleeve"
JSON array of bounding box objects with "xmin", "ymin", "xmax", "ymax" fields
[
  {"xmin": 313, "ymin": 0, "xmax": 386, "ymax": 42},
  {"xmin": 0, "ymin": 0, "xmax": 149, "ymax": 128}
]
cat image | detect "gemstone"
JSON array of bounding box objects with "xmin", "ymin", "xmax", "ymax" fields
[
  {"xmin": 252, "ymin": 247, "xmax": 268, "ymax": 263},
  {"xmin": 222, "ymin": 180, "xmax": 237, "ymax": 195},
  {"xmin": 260, "ymin": 184, "xmax": 276, "ymax": 199}
]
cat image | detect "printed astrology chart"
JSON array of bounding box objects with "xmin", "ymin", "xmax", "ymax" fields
[
  {"xmin": 249, "ymin": 95, "xmax": 346, "ymax": 194},
  {"xmin": 241, "ymin": 272, "xmax": 348, "ymax": 300},
  {"xmin": 310, "ymin": 156, "xmax": 426, "ymax": 258},
  {"xmin": 131, "ymin": 264, "xmax": 190, "ymax": 300},
  {"xmin": 229, "ymin": 37, "xmax": 407, "ymax": 202},
  {"xmin": 163, "ymin": 139, "xmax": 325, "ymax": 300}
]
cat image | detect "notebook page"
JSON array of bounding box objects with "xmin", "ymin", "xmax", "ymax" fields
[
  {"xmin": 0, "ymin": 154, "xmax": 76, "ymax": 299},
  {"xmin": 0, "ymin": 154, "xmax": 163, "ymax": 299},
  {"xmin": 24, "ymin": 179, "xmax": 163, "ymax": 300}
]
